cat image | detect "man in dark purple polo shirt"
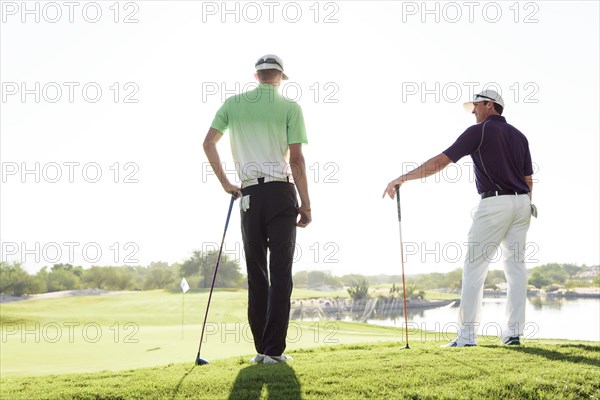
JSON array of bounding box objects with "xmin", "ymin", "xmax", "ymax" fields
[{"xmin": 383, "ymin": 89, "xmax": 534, "ymax": 347}]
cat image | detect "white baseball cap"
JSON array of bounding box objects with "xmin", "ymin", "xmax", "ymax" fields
[
  {"xmin": 463, "ymin": 89, "xmax": 504, "ymax": 112},
  {"xmin": 255, "ymin": 54, "xmax": 288, "ymax": 80}
]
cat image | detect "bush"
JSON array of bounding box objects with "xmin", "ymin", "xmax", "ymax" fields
[
  {"xmin": 529, "ymin": 270, "xmax": 551, "ymax": 289},
  {"xmin": 0, "ymin": 262, "xmax": 41, "ymax": 296},
  {"xmin": 388, "ymin": 283, "xmax": 425, "ymax": 300},
  {"xmin": 347, "ymin": 279, "xmax": 369, "ymax": 301},
  {"xmin": 564, "ymin": 280, "xmax": 592, "ymax": 289}
]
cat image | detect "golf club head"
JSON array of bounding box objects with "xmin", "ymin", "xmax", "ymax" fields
[{"xmin": 195, "ymin": 357, "xmax": 210, "ymax": 366}]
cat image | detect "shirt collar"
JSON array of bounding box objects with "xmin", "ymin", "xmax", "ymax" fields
[
  {"xmin": 485, "ymin": 114, "xmax": 506, "ymax": 123},
  {"xmin": 258, "ymin": 83, "xmax": 279, "ymax": 90}
]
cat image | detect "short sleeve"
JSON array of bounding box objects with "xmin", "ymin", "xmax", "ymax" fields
[
  {"xmin": 443, "ymin": 125, "xmax": 482, "ymax": 163},
  {"xmin": 287, "ymin": 103, "xmax": 307, "ymax": 145},
  {"xmin": 210, "ymin": 101, "xmax": 229, "ymax": 134}
]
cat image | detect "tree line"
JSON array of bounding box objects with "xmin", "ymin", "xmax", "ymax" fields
[
  {"xmin": 527, "ymin": 263, "xmax": 600, "ymax": 289},
  {"xmin": 292, "ymin": 263, "xmax": 599, "ymax": 292},
  {"xmin": 2, "ymin": 259, "xmax": 597, "ymax": 297},
  {"xmin": 292, "ymin": 268, "xmax": 464, "ymax": 292},
  {"xmin": 0, "ymin": 250, "xmax": 244, "ymax": 296}
]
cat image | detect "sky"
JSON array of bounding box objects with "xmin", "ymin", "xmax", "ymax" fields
[{"xmin": 1, "ymin": 1, "xmax": 599, "ymax": 276}]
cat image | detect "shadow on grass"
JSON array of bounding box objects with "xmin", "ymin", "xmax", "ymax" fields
[
  {"xmin": 227, "ymin": 364, "xmax": 301, "ymax": 400},
  {"xmin": 171, "ymin": 365, "xmax": 196, "ymax": 400},
  {"xmin": 556, "ymin": 343, "xmax": 600, "ymax": 352},
  {"xmin": 506, "ymin": 345, "xmax": 600, "ymax": 368}
]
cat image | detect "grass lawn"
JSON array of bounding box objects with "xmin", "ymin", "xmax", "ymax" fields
[
  {"xmin": 0, "ymin": 290, "xmax": 399, "ymax": 377},
  {"xmin": 1, "ymin": 340, "xmax": 599, "ymax": 399},
  {"xmin": 1, "ymin": 289, "xmax": 598, "ymax": 399}
]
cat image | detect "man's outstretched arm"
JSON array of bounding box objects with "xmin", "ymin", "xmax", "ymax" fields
[{"xmin": 382, "ymin": 153, "xmax": 452, "ymax": 199}]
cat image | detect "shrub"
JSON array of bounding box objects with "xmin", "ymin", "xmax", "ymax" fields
[{"xmin": 347, "ymin": 279, "xmax": 369, "ymax": 301}]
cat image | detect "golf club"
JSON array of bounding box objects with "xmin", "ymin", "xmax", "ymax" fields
[
  {"xmin": 195, "ymin": 194, "xmax": 236, "ymax": 365},
  {"xmin": 396, "ymin": 185, "xmax": 410, "ymax": 349}
]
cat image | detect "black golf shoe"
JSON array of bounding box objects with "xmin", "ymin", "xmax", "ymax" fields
[{"xmin": 503, "ymin": 336, "xmax": 522, "ymax": 346}]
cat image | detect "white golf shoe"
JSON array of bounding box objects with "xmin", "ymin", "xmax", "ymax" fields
[
  {"xmin": 441, "ymin": 339, "xmax": 477, "ymax": 348},
  {"xmin": 263, "ymin": 353, "xmax": 294, "ymax": 364}
]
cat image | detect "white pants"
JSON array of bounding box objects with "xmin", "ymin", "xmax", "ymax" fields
[{"xmin": 457, "ymin": 194, "xmax": 531, "ymax": 344}]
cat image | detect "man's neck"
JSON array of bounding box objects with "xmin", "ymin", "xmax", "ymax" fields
[{"xmin": 259, "ymin": 81, "xmax": 280, "ymax": 87}]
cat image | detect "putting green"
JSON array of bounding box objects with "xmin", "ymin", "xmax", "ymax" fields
[{"xmin": 0, "ymin": 290, "xmax": 401, "ymax": 377}]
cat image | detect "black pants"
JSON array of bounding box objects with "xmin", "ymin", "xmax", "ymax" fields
[{"xmin": 241, "ymin": 181, "xmax": 298, "ymax": 356}]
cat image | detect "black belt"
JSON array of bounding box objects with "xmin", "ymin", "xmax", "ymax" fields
[
  {"xmin": 257, "ymin": 177, "xmax": 289, "ymax": 184},
  {"xmin": 481, "ymin": 190, "xmax": 528, "ymax": 199}
]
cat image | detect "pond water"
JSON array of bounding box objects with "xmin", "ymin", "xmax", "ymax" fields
[{"xmin": 364, "ymin": 297, "xmax": 600, "ymax": 342}]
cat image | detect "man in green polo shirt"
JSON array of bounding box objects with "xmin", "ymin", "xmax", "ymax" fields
[{"xmin": 203, "ymin": 54, "xmax": 311, "ymax": 364}]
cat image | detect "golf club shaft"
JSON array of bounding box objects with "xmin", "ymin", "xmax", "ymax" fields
[
  {"xmin": 196, "ymin": 194, "xmax": 235, "ymax": 358},
  {"xmin": 396, "ymin": 186, "xmax": 410, "ymax": 347}
]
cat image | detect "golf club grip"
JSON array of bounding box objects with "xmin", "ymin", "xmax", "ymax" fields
[
  {"xmin": 395, "ymin": 185, "xmax": 401, "ymax": 222},
  {"xmin": 222, "ymin": 195, "xmax": 235, "ymax": 239}
]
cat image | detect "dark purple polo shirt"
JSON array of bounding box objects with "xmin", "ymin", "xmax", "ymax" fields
[{"xmin": 443, "ymin": 115, "xmax": 533, "ymax": 194}]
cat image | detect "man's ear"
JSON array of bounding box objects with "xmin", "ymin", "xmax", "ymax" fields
[{"xmin": 254, "ymin": 72, "xmax": 259, "ymax": 82}]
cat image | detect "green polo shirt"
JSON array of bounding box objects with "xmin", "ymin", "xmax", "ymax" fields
[{"xmin": 211, "ymin": 84, "xmax": 307, "ymax": 183}]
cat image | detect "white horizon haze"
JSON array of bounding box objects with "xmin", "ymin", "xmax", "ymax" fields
[{"xmin": 1, "ymin": 1, "xmax": 598, "ymax": 277}]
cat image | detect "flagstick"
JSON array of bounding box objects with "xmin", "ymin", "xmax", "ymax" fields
[{"xmin": 180, "ymin": 277, "xmax": 189, "ymax": 340}]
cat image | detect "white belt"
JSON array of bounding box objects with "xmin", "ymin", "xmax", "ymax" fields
[{"xmin": 241, "ymin": 176, "xmax": 290, "ymax": 189}]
